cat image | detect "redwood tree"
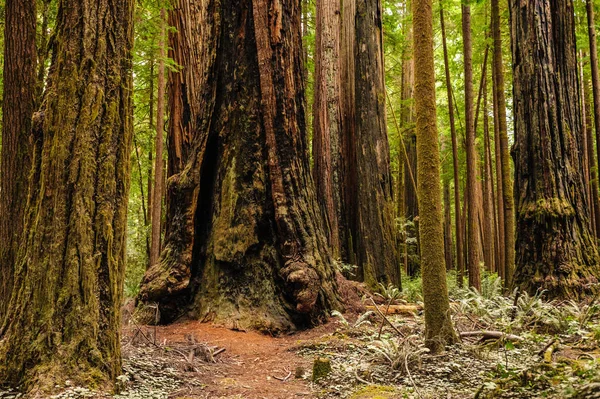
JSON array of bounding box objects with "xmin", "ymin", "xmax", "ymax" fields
[
  {"xmin": 313, "ymin": 0, "xmax": 342, "ymax": 258},
  {"xmin": 350, "ymin": 0, "xmax": 400, "ymax": 286},
  {"xmin": 0, "ymin": 0, "xmax": 37, "ymax": 319},
  {"xmin": 137, "ymin": 0, "xmax": 340, "ymax": 331},
  {"xmin": 492, "ymin": 0, "xmax": 515, "ymax": 288},
  {"xmin": 462, "ymin": 1, "xmax": 481, "ymax": 290},
  {"xmin": 413, "ymin": 0, "xmax": 457, "ymax": 353},
  {"xmin": 0, "ymin": 0, "xmax": 134, "ymax": 390},
  {"xmin": 510, "ymin": 0, "xmax": 600, "ymax": 298}
]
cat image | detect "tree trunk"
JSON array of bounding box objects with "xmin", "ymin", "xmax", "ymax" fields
[
  {"xmin": 440, "ymin": 2, "xmax": 464, "ymax": 286},
  {"xmin": 491, "ymin": 42, "xmax": 506, "ymax": 281},
  {"xmin": 313, "ymin": 0, "xmax": 342, "ymax": 258},
  {"xmin": 344, "ymin": 0, "xmax": 400, "ymax": 287},
  {"xmin": 482, "ymin": 74, "xmax": 495, "ymax": 273},
  {"xmin": 413, "ymin": 0, "xmax": 457, "ymax": 354},
  {"xmin": 492, "ymin": 0, "xmax": 515, "ymax": 288},
  {"xmin": 584, "ymin": 75, "xmax": 600, "ymax": 237},
  {"xmin": 0, "ymin": 0, "xmax": 37, "ymax": 320},
  {"xmin": 150, "ymin": 8, "xmax": 167, "ymax": 268},
  {"xmin": 340, "ymin": 0, "xmax": 355, "ymax": 266},
  {"xmin": 137, "ymin": 0, "xmax": 340, "ymax": 331},
  {"xmin": 443, "ymin": 178, "xmax": 454, "ymax": 271},
  {"xmin": 0, "ymin": 0, "xmax": 134, "ymax": 390},
  {"xmin": 462, "ymin": 2, "xmax": 481, "ymax": 291},
  {"xmin": 510, "ymin": 0, "xmax": 600, "ymax": 299}
]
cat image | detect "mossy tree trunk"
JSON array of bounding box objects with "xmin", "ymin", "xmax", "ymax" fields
[
  {"xmin": 0, "ymin": 0, "xmax": 37, "ymax": 320},
  {"xmin": 0, "ymin": 0, "xmax": 134, "ymax": 391},
  {"xmin": 413, "ymin": 0, "xmax": 457, "ymax": 354},
  {"xmin": 137, "ymin": 0, "xmax": 340, "ymax": 332},
  {"xmin": 510, "ymin": 0, "xmax": 600, "ymax": 299}
]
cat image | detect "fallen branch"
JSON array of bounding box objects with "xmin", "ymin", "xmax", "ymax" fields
[
  {"xmin": 368, "ymin": 298, "xmax": 405, "ymax": 337},
  {"xmin": 459, "ymin": 330, "xmax": 524, "ymax": 342},
  {"xmin": 366, "ymin": 304, "xmax": 422, "ymax": 316}
]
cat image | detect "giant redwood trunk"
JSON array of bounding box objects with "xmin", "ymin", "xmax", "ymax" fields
[
  {"xmin": 137, "ymin": 0, "xmax": 340, "ymax": 332},
  {"xmin": 350, "ymin": 0, "xmax": 400, "ymax": 286},
  {"xmin": 0, "ymin": 0, "xmax": 133, "ymax": 390},
  {"xmin": 0, "ymin": 0, "xmax": 37, "ymax": 319},
  {"xmin": 510, "ymin": 0, "xmax": 600, "ymax": 299}
]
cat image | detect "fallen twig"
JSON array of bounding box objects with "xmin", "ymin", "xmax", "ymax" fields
[
  {"xmin": 213, "ymin": 347, "xmax": 226, "ymax": 357},
  {"xmin": 459, "ymin": 330, "xmax": 524, "ymax": 342},
  {"xmin": 273, "ymin": 370, "xmax": 292, "ymax": 382},
  {"xmin": 368, "ymin": 298, "xmax": 405, "ymax": 337}
]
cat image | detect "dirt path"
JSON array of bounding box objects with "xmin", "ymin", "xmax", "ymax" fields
[{"xmin": 125, "ymin": 320, "xmax": 337, "ymax": 399}]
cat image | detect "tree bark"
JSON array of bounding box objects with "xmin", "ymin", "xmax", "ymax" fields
[
  {"xmin": 462, "ymin": 2, "xmax": 481, "ymax": 291},
  {"xmin": 313, "ymin": 0, "xmax": 342, "ymax": 258},
  {"xmin": 510, "ymin": 0, "xmax": 600, "ymax": 299},
  {"xmin": 440, "ymin": 2, "xmax": 464, "ymax": 286},
  {"xmin": 0, "ymin": 0, "xmax": 134, "ymax": 390},
  {"xmin": 413, "ymin": 0, "xmax": 457, "ymax": 354},
  {"xmin": 150, "ymin": 9, "xmax": 167, "ymax": 268},
  {"xmin": 482, "ymin": 73, "xmax": 495, "ymax": 273},
  {"xmin": 344, "ymin": 0, "xmax": 400, "ymax": 287},
  {"xmin": 137, "ymin": 0, "xmax": 340, "ymax": 331},
  {"xmin": 584, "ymin": 74, "xmax": 600, "ymax": 237},
  {"xmin": 0, "ymin": 0, "xmax": 37, "ymax": 320},
  {"xmin": 492, "ymin": 0, "xmax": 515, "ymax": 288},
  {"xmin": 340, "ymin": 0, "xmax": 355, "ymax": 266}
]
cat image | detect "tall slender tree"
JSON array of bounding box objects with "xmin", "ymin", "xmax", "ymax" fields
[
  {"xmin": 510, "ymin": 0, "xmax": 600, "ymax": 298},
  {"xmin": 0, "ymin": 0, "xmax": 134, "ymax": 390},
  {"xmin": 0, "ymin": 0, "xmax": 37, "ymax": 319},
  {"xmin": 440, "ymin": 1, "xmax": 464, "ymax": 285},
  {"xmin": 492, "ymin": 0, "xmax": 515, "ymax": 287},
  {"xmin": 413, "ymin": 0, "xmax": 457, "ymax": 353},
  {"xmin": 137, "ymin": 0, "xmax": 340, "ymax": 330},
  {"xmin": 313, "ymin": 0, "xmax": 342, "ymax": 258},
  {"xmin": 150, "ymin": 8, "xmax": 167, "ymax": 268},
  {"xmin": 462, "ymin": 1, "xmax": 481, "ymax": 290}
]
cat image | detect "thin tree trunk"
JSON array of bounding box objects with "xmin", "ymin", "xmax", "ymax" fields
[
  {"xmin": 313, "ymin": 0, "xmax": 342, "ymax": 258},
  {"xmin": 492, "ymin": 0, "xmax": 514, "ymax": 288},
  {"xmin": 150, "ymin": 9, "xmax": 167, "ymax": 268},
  {"xmin": 413, "ymin": 0, "xmax": 457, "ymax": 354},
  {"xmin": 462, "ymin": 2, "xmax": 481, "ymax": 290},
  {"xmin": 340, "ymin": 0, "xmax": 355, "ymax": 266},
  {"xmin": 482, "ymin": 75, "xmax": 495, "ymax": 273},
  {"xmin": 491, "ymin": 38, "xmax": 505, "ymax": 281},
  {"xmin": 35, "ymin": 0, "xmax": 51, "ymax": 104},
  {"xmin": 0, "ymin": 0, "xmax": 37, "ymax": 319},
  {"xmin": 0, "ymin": 0, "xmax": 134, "ymax": 389},
  {"xmin": 510, "ymin": 0, "xmax": 600, "ymax": 299},
  {"xmin": 440, "ymin": 2, "xmax": 464, "ymax": 286}
]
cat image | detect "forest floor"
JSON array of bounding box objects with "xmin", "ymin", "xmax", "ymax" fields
[{"xmin": 3, "ymin": 276, "xmax": 600, "ymax": 399}]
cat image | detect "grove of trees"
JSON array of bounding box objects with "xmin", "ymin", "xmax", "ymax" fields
[{"xmin": 1, "ymin": 0, "xmax": 600, "ymax": 394}]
